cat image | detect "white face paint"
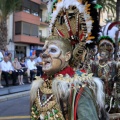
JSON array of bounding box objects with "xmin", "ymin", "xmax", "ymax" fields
[{"xmin": 48, "ymin": 44, "xmax": 61, "ymax": 57}]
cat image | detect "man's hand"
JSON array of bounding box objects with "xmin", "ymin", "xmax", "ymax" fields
[
  {"xmin": 34, "ymin": 70, "xmax": 37, "ymax": 73},
  {"xmin": 9, "ymin": 71, "xmax": 12, "ymax": 74}
]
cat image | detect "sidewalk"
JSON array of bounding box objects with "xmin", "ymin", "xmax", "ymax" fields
[
  {"xmin": 0, "ymin": 84, "xmax": 31, "ymax": 102},
  {"xmin": 0, "ymin": 91, "xmax": 30, "ymax": 102}
]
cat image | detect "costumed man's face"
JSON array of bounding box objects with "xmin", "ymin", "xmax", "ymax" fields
[
  {"xmin": 42, "ymin": 40, "xmax": 71, "ymax": 75},
  {"xmin": 100, "ymin": 51, "xmax": 109, "ymax": 60}
]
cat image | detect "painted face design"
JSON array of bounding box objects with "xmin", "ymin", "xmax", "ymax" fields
[
  {"xmin": 100, "ymin": 51, "xmax": 109, "ymax": 60},
  {"xmin": 42, "ymin": 41, "xmax": 67, "ymax": 75}
]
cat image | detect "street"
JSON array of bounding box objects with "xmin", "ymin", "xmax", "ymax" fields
[{"xmin": 0, "ymin": 96, "xmax": 30, "ymax": 120}]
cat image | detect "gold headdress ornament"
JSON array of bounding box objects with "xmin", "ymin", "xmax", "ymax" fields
[{"xmin": 47, "ymin": 0, "xmax": 99, "ymax": 67}]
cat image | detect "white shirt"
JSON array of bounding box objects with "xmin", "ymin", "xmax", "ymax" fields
[
  {"xmin": 1, "ymin": 60, "xmax": 13, "ymax": 72},
  {"xmin": 35, "ymin": 57, "xmax": 42, "ymax": 67},
  {"xmin": 0, "ymin": 51, "xmax": 3, "ymax": 62},
  {"xmin": 26, "ymin": 60, "xmax": 37, "ymax": 70},
  {"xmin": 0, "ymin": 62, "xmax": 1, "ymax": 70},
  {"xmin": 36, "ymin": 57, "xmax": 42, "ymax": 63}
]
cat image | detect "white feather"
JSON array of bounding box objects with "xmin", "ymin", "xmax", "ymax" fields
[
  {"xmin": 52, "ymin": 78, "xmax": 70, "ymax": 101},
  {"xmin": 86, "ymin": 40, "xmax": 93, "ymax": 44},
  {"xmin": 93, "ymin": 77, "xmax": 105, "ymax": 109},
  {"xmin": 30, "ymin": 79, "xmax": 44, "ymax": 105}
]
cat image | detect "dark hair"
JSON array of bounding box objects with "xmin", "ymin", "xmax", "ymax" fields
[
  {"xmin": 14, "ymin": 56, "xmax": 18, "ymax": 59},
  {"xmin": 20, "ymin": 57, "xmax": 25, "ymax": 62},
  {"xmin": 7, "ymin": 52, "xmax": 12, "ymax": 56}
]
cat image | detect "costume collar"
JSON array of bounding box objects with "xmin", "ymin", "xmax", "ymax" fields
[{"xmin": 42, "ymin": 66, "xmax": 75, "ymax": 80}]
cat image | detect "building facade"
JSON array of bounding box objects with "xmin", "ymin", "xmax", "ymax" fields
[{"xmin": 7, "ymin": 0, "xmax": 49, "ymax": 59}]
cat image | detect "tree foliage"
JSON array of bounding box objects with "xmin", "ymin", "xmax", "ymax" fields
[
  {"xmin": 0, "ymin": 0, "xmax": 21, "ymax": 22},
  {"xmin": 97, "ymin": 0, "xmax": 116, "ymax": 17}
]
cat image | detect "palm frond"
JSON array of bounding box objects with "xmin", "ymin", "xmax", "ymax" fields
[{"xmin": 0, "ymin": 0, "xmax": 21, "ymax": 22}]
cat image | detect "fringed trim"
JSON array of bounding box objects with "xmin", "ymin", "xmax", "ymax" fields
[{"xmin": 30, "ymin": 78, "xmax": 44, "ymax": 106}]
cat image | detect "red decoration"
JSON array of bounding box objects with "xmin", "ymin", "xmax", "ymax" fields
[
  {"xmin": 80, "ymin": 69, "xmax": 86, "ymax": 73},
  {"xmin": 79, "ymin": 32, "xmax": 84, "ymax": 41},
  {"xmin": 55, "ymin": 27, "xmax": 65, "ymax": 37},
  {"xmin": 55, "ymin": 66, "xmax": 75, "ymax": 77},
  {"xmin": 42, "ymin": 66, "xmax": 75, "ymax": 80},
  {"xmin": 74, "ymin": 87, "xmax": 84, "ymax": 120}
]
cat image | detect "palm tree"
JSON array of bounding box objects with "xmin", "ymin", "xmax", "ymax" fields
[
  {"xmin": 116, "ymin": 0, "xmax": 120, "ymax": 21},
  {"xmin": 0, "ymin": 0, "xmax": 21, "ymax": 49},
  {"xmin": 96, "ymin": 0, "xmax": 116, "ymax": 23}
]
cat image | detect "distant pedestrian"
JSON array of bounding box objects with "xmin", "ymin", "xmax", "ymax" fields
[
  {"xmin": 26, "ymin": 56, "xmax": 37, "ymax": 83},
  {"xmin": 35, "ymin": 52, "xmax": 43, "ymax": 76}
]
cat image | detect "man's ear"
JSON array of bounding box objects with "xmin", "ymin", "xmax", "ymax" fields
[{"xmin": 65, "ymin": 51, "xmax": 71, "ymax": 62}]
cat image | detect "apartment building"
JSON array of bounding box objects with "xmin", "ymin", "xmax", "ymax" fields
[{"xmin": 7, "ymin": 0, "xmax": 49, "ymax": 59}]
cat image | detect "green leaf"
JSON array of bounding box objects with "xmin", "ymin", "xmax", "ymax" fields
[{"xmin": 94, "ymin": 4, "xmax": 102, "ymax": 9}]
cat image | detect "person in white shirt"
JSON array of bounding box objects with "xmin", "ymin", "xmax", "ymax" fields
[
  {"xmin": 26, "ymin": 56, "xmax": 37, "ymax": 83},
  {"xmin": 0, "ymin": 51, "xmax": 3, "ymax": 88},
  {"xmin": 1, "ymin": 56, "xmax": 17, "ymax": 87},
  {"xmin": 0, "ymin": 51, "xmax": 3, "ymax": 62},
  {"xmin": 35, "ymin": 52, "xmax": 43, "ymax": 77},
  {"xmin": 0, "ymin": 63, "xmax": 3, "ymax": 88}
]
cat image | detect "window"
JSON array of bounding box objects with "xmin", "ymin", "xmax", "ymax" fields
[
  {"xmin": 23, "ymin": 22, "xmax": 31, "ymax": 35},
  {"xmin": 21, "ymin": 0, "xmax": 40, "ymax": 17},
  {"xmin": 15, "ymin": 45, "xmax": 26, "ymax": 60},
  {"xmin": 39, "ymin": 30, "xmax": 42, "ymax": 37},
  {"xmin": 31, "ymin": 2, "xmax": 39, "ymax": 16},
  {"xmin": 39, "ymin": 9, "xmax": 42, "ymax": 20},
  {"xmin": 31, "ymin": 24, "xmax": 38, "ymax": 37},
  {"xmin": 15, "ymin": 21, "xmax": 39, "ymax": 37},
  {"xmin": 22, "ymin": 0, "xmax": 31, "ymax": 13},
  {"xmin": 23, "ymin": 8, "xmax": 30, "ymax": 13},
  {"xmin": 15, "ymin": 22, "xmax": 22, "ymax": 35}
]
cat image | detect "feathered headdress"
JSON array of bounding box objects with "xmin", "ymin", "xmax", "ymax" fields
[
  {"xmin": 98, "ymin": 36, "xmax": 115, "ymax": 54},
  {"xmin": 47, "ymin": 0, "xmax": 99, "ymax": 67},
  {"xmin": 98, "ymin": 22, "xmax": 118, "ymax": 54}
]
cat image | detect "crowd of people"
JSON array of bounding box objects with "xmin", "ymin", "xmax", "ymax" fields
[{"xmin": 0, "ymin": 46, "xmax": 43, "ymax": 88}]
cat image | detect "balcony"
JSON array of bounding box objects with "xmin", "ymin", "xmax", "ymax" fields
[
  {"xmin": 30, "ymin": 0, "xmax": 47, "ymax": 5},
  {"xmin": 30, "ymin": 0, "xmax": 41, "ymax": 4},
  {"xmin": 14, "ymin": 11, "xmax": 40, "ymax": 25},
  {"xmin": 14, "ymin": 35, "xmax": 43, "ymax": 45},
  {"xmin": 40, "ymin": 36, "xmax": 47, "ymax": 43},
  {"xmin": 40, "ymin": 0, "xmax": 47, "ymax": 6},
  {"xmin": 40, "ymin": 15, "xmax": 49, "ymax": 26}
]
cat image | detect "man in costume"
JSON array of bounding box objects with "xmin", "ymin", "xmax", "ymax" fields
[
  {"xmin": 88, "ymin": 36, "xmax": 120, "ymax": 115},
  {"xmin": 30, "ymin": 0, "xmax": 108, "ymax": 119}
]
